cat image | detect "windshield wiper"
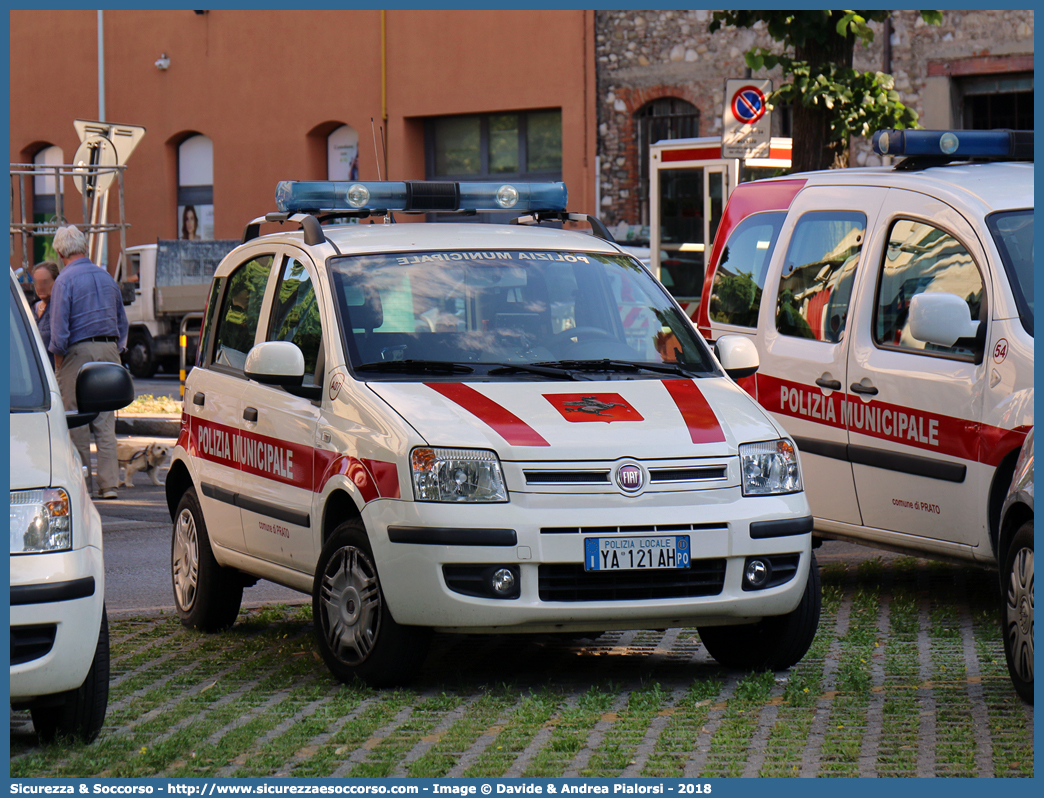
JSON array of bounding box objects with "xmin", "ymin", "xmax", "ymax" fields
[
  {"xmin": 355, "ymin": 359, "xmax": 475, "ymax": 374},
  {"xmin": 533, "ymin": 359, "xmax": 702, "ymax": 378},
  {"xmin": 485, "ymin": 363, "xmax": 590, "ymax": 380}
]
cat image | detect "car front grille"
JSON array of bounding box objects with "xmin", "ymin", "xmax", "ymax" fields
[
  {"xmin": 538, "ymin": 559, "xmax": 726, "ymax": 602},
  {"xmin": 541, "ymin": 522, "xmax": 728, "ymax": 535}
]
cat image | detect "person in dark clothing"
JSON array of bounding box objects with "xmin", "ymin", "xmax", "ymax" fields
[{"xmin": 31, "ymin": 260, "xmax": 60, "ymax": 367}]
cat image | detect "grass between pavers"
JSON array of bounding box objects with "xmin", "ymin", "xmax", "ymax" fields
[
  {"xmin": 10, "ymin": 563, "xmax": 1034, "ymax": 779},
  {"xmin": 817, "ymin": 561, "xmax": 880, "ymax": 778},
  {"xmin": 639, "ymin": 677, "xmax": 722, "ymax": 778},
  {"xmin": 877, "ymin": 558, "xmax": 921, "ymax": 777}
]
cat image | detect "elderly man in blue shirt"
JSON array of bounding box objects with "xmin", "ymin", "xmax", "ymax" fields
[{"xmin": 49, "ymin": 225, "xmax": 130, "ymax": 500}]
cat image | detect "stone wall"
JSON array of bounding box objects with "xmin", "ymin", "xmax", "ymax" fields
[{"xmin": 596, "ymin": 10, "xmax": 1034, "ymax": 229}]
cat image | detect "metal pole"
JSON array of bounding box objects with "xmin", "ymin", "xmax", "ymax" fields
[
  {"xmin": 54, "ymin": 165, "xmax": 63, "ymax": 224},
  {"xmin": 117, "ymin": 167, "xmax": 126, "ymax": 277},
  {"xmin": 179, "ymin": 312, "xmax": 204, "ymax": 401},
  {"xmin": 97, "ymin": 10, "xmax": 105, "ymax": 122},
  {"xmin": 18, "ymin": 171, "xmax": 29, "ymax": 274}
]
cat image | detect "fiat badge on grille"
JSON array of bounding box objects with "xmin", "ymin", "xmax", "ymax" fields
[{"xmin": 616, "ymin": 464, "xmax": 644, "ymax": 492}]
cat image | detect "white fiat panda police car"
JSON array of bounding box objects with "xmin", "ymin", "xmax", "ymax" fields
[
  {"xmin": 10, "ymin": 268, "xmax": 134, "ymax": 741},
  {"xmin": 168, "ymin": 180, "xmax": 819, "ymax": 686},
  {"xmin": 697, "ymin": 130, "xmax": 1032, "ymax": 569}
]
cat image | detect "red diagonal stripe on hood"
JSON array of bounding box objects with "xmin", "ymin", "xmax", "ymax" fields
[
  {"xmin": 425, "ymin": 383, "xmax": 550, "ymax": 447},
  {"xmin": 662, "ymin": 379, "xmax": 726, "ymax": 444}
]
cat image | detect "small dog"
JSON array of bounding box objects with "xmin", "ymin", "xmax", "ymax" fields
[{"xmin": 117, "ymin": 441, "xmax": 171, "ymax": 487}]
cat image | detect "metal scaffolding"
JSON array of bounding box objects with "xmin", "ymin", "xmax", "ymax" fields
[{"xmin": 10, "ymin": 161, "xmax": 129, "ymax": 275}]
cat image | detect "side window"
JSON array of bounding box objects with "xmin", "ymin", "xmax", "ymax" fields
[
  {"xmin": 708, "ymin": 211, "xmax": 787, "ymax": 327},
  {"xmin": 874, "ymin": 220, "xmax": 984, "ymax": 357},
  {"xmin": 776, "ymin": 211, "xmax": 866, "ymax": 342},
  {"xmin": 267, "ymin": 257, "xmax": 323, "ymax": 383},
  {"xmin": 212, "ymin": 255, "xmax": 273, "ymax": 371}
]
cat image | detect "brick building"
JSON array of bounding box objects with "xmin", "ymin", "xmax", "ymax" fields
[
  {"xmin": 9, "ymin": 9, "xmax": 598, "ymax": 271},
  {"xmin": 595, "ymin": 9, "xmax": 1034, "ymax": 231}
]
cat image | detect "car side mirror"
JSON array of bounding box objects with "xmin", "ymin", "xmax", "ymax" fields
[
  {"xmin": 714, "ymin": 334, "xmax": 759, "ymax": 380},
  {"xmin": 245, "ymin": 341, "xmax": 305, "ymax": 386},
  {"xmin": 67, "ymin": 362, "xmax": 135, "ymax": 429},
  {"xmin": 244, "ymin": 341, "xmax": 324, "ymax": 400},
  {"xmin": 120, "ymin": 281, "xmax": 138, "ymax": 306},
  {"xmin": 908, "ymin": 292, "xmax": 979, "ymax": 348}
]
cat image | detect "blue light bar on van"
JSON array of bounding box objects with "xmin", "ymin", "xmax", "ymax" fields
[
  {"xmin": 274, "ymin": 181, "xmax": 568, "ymax": 214},
  {"xmin": 872, "ymin": 129, "xmax": 1032, "ymax": 159}
]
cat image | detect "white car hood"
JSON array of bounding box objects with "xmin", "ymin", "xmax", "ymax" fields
[
  {"xmin": 369, "ymin": 377, "xmax": 779, "ymax": 460},
  {"xmin": 10, "ymin": 411, "xmax": 52, "ymax": 490}
]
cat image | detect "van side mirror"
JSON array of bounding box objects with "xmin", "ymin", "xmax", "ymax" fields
[
  {"xmin": 714, "ymin": 335, "xmax": 759, "ymax": 380},
  {"xmin": 67, "ymin": 362, "xmax": 135, "ymax": 429},
  {"xmin": 908, "ymin": 292, "xmax": 979, "ymax": 348}
]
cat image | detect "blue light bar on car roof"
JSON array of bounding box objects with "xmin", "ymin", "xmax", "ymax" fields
[
  {"xmin": 872, "ymin": 129, "xmax": 1032, "ymax": 159},
  {"xmin": 274, "ymin": 180, "xmax": 568, "ymax": 215}
]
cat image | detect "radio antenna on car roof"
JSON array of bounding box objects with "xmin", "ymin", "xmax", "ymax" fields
[{"xmin": 370, "ymin": 118, "xmax": 382, "ymax": 181}]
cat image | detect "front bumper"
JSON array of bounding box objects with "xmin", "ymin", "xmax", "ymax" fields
[
  {"xmin": 10, "ymin": 545, "xmax": 105, "ymax": 701},
  {"xmin": 363, "ymin": 489, "xmax": 812, "ymax": 632}
]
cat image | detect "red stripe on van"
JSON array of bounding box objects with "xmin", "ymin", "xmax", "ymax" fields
[
  {"xmin": 425, "ymin": 383, "xmax": 551, "ymax": 447},
  {"xmin": 661, "ymin": 379, "xmax": 726, "ymax": 444}
]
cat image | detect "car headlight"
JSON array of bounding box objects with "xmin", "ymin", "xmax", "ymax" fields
[
  {"xmin": 739, "ymin": 439, "xmax": 801, "ymax": 496},
  {"xmin": 411, "ymin": 448, "xmax": 508, "ymax": 503},
  {"xmin": 10, "ymin": 488, "xmax": 72, "ymax": 553}
]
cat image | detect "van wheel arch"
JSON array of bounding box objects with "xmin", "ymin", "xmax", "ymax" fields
[
  {"xmin": 322, "ymin": 489, "xmax": 364, "ymax": 549},
  {"xmin": 165, "ymin": 460, "xmax": 194, "ymax": 521},
  {"xmin": 988, "ymin": 447, "xmax": 1022, "ymax": 559}
]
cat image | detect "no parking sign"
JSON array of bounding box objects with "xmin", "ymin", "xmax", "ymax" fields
[{"xmin": 722, "ymin": 79, "xmax": 772, "ymax": 158}]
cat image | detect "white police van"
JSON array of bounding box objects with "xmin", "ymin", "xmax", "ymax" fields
[
  {"xmin": 168, "ymin": 180, "xmax": 820, "ymax": 686},
  {"xmin": 696, "ymin": 130, "xmax": 1033, "ymax": 572}
]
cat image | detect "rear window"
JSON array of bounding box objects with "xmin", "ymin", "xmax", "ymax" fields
[
  {"xmin": 10, "ymin": 281, "xmax": 48, "ymax": 411},
  {"xmin": 987, "ymin": 209, "xmax": 1033, "ymax": 337}
]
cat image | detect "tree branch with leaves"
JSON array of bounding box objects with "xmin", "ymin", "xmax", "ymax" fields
[{"xmin": 710, "ymin": 10, "xmax": 942, "ymax": 172}]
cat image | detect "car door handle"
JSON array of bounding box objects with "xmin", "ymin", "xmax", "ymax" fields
[
  {"xmin": 849, "ymin": 383, "xmax": 879, "ymax": 396},
  {"xmin": 193, "ymin": 392, "xmax": 205, "ymax": 406},
  {"xmin": 243, "ymin": 407, "xmax": 258, "ymax": 422},
  {"xmin": 815, "ymin": 377, "xmax": 842, "ymax": 390}
]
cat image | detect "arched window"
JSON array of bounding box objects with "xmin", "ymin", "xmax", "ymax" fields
[
  {"xmin": 33, "ymin": 145, "xmax": 63, "ymax": 217},
  {"xmin": 635, "ymin": 98, "xmax": 699, "ymax": 224},
  {"xmin": 327, "ymin": 125, "xmax": 360, "ymax": 181},
  {"xmin": 32, "ymin": 145, "xmax": 64, "ymax": 263},
  {"xmin": 178, "ymin": 135, "xmax": 213, "ymax": 240}
]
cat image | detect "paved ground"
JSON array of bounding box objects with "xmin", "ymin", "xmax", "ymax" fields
[{"xmin": 10, "ymin": 554, "xmax": 1034, "ymax": 779}]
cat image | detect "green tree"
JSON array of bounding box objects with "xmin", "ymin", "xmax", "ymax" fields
[{"xmin": 710, "ymin": 10, "xmax": 943, "ymax": 172}]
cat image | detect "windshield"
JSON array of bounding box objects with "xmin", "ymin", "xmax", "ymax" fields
[
  {"xmin": 10, "ymin": 280, "xmax": 48, "ymax": 411},
  {"xmin": 328, "ymin": 249, "xmax": 718, "ymax": 380},
  {"xmin": 987, "ymin": 210, "xmax": 1033, "ymax": 336}
]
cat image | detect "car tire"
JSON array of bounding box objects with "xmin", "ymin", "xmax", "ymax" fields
[
  {"xmin": 1001, "ymin": 520, "xmax": 1034, "ymax": 704},
  {"xmin": 171, "ymin": 486, "xmax": 243, "ymax": 632},
  {"xmin": 312, "ymin": 520, "xmax": 431, "ymax": 688},
  {"xmin": 698, "ymin": 551, "xmax": 821, "ymax": 671},
  {"xmin": 31, "ymin": 607, "xmax": 110, "ymax": 744},
  {"xmin": 125, "ymin": 331, "xmax": 157, "ymax": 379}
]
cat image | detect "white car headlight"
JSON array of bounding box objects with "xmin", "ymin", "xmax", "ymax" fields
[
  {"xmin": 739, "ymin": 439, "xmax": 801, "ymax": 496},
  {"xmin": 10, "ymin": 488, "xmax": 72, "ymax": 553},
  {"xmin": 411, "ymin": 448, "xmax": 508, "ymax": 503}
]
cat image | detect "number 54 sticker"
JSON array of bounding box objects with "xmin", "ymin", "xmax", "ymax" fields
[{"xmin": 993, "ymin": 338, "xmax": 1008, "ymax": 364}]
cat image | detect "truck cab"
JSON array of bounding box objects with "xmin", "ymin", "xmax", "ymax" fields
[{"xmin": 117, "ymin": 240, "xmax": 238, "ymax": 377}]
